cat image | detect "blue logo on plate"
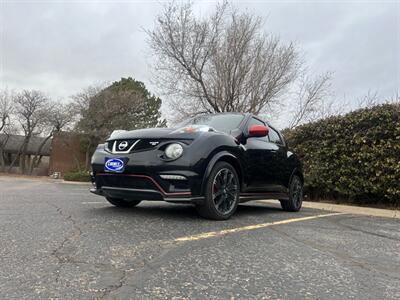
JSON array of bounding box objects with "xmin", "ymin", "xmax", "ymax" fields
[{"xmin": 105, "ymin": 158, "xmax": 124, "ymax": 172}]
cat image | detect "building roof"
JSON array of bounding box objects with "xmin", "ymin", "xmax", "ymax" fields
[{"xmin": 0, "ymin": 134, "xmax": 52, "ymax": 156}]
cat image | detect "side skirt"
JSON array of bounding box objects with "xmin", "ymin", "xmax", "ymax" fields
[{"xmin": 239, "ymin": 192, "xmax": 289, "ymax": 203}]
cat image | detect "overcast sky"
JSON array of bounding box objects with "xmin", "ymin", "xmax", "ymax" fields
[{"xmin": 1, "ymin": 0, "xmax": 399, "ymax": 122}]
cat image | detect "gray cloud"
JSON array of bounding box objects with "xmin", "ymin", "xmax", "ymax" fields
[{"xmin": 1, "ymin": 0, "xmax": 399, "ymax": 112}]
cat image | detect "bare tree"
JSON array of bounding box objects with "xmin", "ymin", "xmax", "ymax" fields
[
  {"xmin": 147, "ymin": 2, "xmax": 300, "ymax": 120},
  {"xmin": 0, "ymin": 89, "xmax": 13, "ymax": 133},
  {"xmin": 70, "ymin": 85, "xmax": 104, "ymax": 120},
  {"xmin": 391, "ymin": 91, "xmax": 400, "ymax": 103},
  {"xmin": 288, "ymin": 72, "xmax": 332, "ymax": 129},
  {"xmin": 8, "ymin": 90, "xmax": 50, "ymax": 173},
  {"xmin": 357, "ymin": 89, "xmax": 379, "ymax": 108},
  {"xmin": 0, "ymin": 89, "xmax": 15, "ymax": 171},
  {"xmin": 28, "ymin": 102, "xmax": 74, "ymax": 174}
]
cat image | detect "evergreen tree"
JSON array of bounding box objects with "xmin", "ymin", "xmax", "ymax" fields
[{"xmin": 75, "ymin": 77, "xmax": 166, "ymax": 141}]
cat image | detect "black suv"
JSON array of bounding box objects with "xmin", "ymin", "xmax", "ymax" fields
[{"xmin": 90, "ymin": 113, "xmax": 303, "ymax": 220}]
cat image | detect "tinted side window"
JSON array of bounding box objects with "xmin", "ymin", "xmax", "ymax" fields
[{"xmin": 269, "ymin": 128, "xmax": 282, "ymax": 144}]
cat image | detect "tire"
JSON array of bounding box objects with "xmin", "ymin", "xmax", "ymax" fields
[
  {"xmin": 196, "ymin": 161, "xmax": 240, "ymax": 220},
  {"xmin": 280, "ymin": 175, "xmax": 303, "ymax": 212},
  {"xmin": 106, "ymin": 197, "xmax": 141, "ymax": 207}
]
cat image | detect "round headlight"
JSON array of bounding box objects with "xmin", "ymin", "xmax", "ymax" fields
[{"xmin": 165, "ymin": 143, "xmax": 183, "ymax": 160}]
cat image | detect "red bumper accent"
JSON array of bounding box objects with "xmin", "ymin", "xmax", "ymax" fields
[{"xmin": 96, "ymin": 173, "xmax": 191, "ymax": 196}]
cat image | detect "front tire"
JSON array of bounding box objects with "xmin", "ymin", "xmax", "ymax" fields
[
  {"xmin": 196, "ymin": 162, "xmax": 240, "ymax": 220},
  {"xmin": 280, "ymin": 175, "xmax": 303, "ymax": 212},
  {"xmin": 106, "ymin": 197, "xmax": 141, "ymax": 207}
]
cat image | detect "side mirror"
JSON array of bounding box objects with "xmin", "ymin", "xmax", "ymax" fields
[{"xmin": 248, "ymin": 125, "xmax": 269, "ymax": 138}]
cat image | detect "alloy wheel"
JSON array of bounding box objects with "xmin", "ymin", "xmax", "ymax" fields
[
  {"xmin": 212, "ymin": 168, "xmax": 239, "ymax": 214},
  {"xmin": 291, "ymin": 177, "xmax": 303, "ymax": 208}
]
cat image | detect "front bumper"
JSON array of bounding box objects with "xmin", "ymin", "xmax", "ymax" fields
[
  {"xmin": 90, "ymin": 172, "xmax": 204, "ymax": 204},
  {"xmin": 90, "ymin": 145, "xmax": 208, "ymax": 204},
  {"xmin": 90, "ymin": 186, "xmax": 204, "ymax": 204}
]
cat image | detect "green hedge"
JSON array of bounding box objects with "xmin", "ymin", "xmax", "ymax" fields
[
  {"xmin": 285, "ymin": 103, "xmax": 400, "ymax": 204},
  {"xmin": 63, "ymin": 170, "xmax": 91, "ymax": 182}
]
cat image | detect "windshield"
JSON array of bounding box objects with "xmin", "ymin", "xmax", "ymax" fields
[{"xmin": 176, "ymin": 113, "xmax": 245, "ymax": 133}]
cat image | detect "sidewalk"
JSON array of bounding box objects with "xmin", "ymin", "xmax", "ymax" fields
[{"xmin": 259, "ymin": 200, "xmax": 400, "ymax": 219}]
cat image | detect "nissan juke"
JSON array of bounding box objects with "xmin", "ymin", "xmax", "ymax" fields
[{"xmin": 90, "ymin": 113, "xmax": 304, "ymax": 220}]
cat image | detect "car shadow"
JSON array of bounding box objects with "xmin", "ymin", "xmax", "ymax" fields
[
  {"xmin": 96, "ymin": 203, "xmax": 200, "ymax": 220},
  {"xmin": 236, "ymin": 203, "xmax": 283, "ymax": 216},
  {"xmin": 90, "ymin": 201, "xmax": 285, "ymax": 221}
]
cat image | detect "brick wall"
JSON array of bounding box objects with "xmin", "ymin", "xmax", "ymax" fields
[{"xmin": 48, "ymin": 132, "xmax": 87, "ymax": 176}]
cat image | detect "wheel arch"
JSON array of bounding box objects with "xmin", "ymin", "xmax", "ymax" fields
[{"xmin": 201, "ymin": 151, "xmax": 244, "ymax": 193}]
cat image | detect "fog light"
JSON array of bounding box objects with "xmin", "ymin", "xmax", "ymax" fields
[{"xmin": 160, "ymin": 174, "xmax": 187, "ymax": 180}]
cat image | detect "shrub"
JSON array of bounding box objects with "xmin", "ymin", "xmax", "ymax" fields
[
  {"xmin": 63, "ymin": 170, "xmax": 91, "ymax": 182},
  {"xmin": 285, "ymin": 103, "xmax": 400, "ymax": 204}
]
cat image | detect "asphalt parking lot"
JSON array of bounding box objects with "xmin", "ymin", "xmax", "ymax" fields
[{"xmin": 0, "ymin": 176, "xmax": 399, "ymax": 299}]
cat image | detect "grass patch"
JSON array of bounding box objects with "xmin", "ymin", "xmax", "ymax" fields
[{"xmin": 63, "ymin": 170, "xmax": 91, "ymax": 182}]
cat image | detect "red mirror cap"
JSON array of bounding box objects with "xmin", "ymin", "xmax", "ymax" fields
[{"xmin": 249, "ymin": 125, "xmax": 269, "ymax": 137}]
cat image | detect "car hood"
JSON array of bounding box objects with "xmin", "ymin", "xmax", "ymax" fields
[{"xmin": 106, "ymin": 127, "xmax": 217, "ymax": 141}]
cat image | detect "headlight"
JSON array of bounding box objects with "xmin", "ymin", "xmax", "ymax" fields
[{"xmin": 165, "ymin": 143, "xmax": 183, "ymax": 160}]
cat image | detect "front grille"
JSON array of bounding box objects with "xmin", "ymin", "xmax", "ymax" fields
[
  {"xmin": 106, "ymin": 139, "xmax": 160, "ymax": 154},
  {"xmin": 96, "ymin": 174, "xmax": 158, "ymax": 191},
  {"xmin": 109, "ymin": 139, "xmax": 139, "ymax": 153},
  {"xmin": 134, "ymin": 139, "xmax": 161, "ymax": 151}
]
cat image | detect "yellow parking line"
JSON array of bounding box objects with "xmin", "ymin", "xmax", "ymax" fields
[{"xmin": 174, "ymin": 212, "xmax": 347, "ymax": 242}]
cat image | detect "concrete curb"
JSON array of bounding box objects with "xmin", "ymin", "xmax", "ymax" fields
[
  {"xmin": 258, "ymin": 200, "xmax": 400, "ymax": 219},
  {"xmin": 0, "ymin": 174, "xmax": 91, "ymax": 185},
  {"xmin": 59, "ymin": 180, "xmax": 91, "ymax": 185},
  {"xmin": 0, "ymin": 174, "xmax": 52, "ymax": 181}
]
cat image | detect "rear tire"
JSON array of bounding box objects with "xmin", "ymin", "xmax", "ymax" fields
[
  {"xmin": 196, "ymin": 162, "xmax": 240, "ymax": 220},
  {"xmin": 106, "ymin": 197, "xmax": 141, "ymax": 207},
  {"xmin": 280, "ymin": 175, "xmax": 303, "ymax": 212}
]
